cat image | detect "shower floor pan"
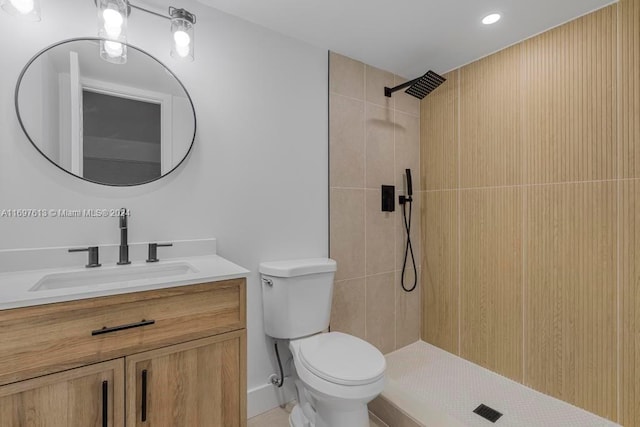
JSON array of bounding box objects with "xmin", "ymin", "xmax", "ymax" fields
[{"xmin": 370, "ymin": 341, "xmax": 619, "ymax": 427}]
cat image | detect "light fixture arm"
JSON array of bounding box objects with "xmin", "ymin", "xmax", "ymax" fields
[
  {"xmin": 130, "ymin": 2, "xmax": 168, "ymax": 20},
  {"xmin": 92, "ymin": 0, "xmax": 196, "ymax": 24}
]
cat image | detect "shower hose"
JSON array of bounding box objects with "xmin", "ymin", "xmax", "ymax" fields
[{"xmin": 401, "ymin": 197, "xmax": 418, "ymax": 292}]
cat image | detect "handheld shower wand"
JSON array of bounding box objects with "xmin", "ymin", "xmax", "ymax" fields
[{"xmin": 400, "ymin": 169, "xmax": 417, "ymax": 292}]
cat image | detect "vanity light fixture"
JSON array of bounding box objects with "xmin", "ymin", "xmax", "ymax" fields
[
  {"xmin": 98, "ymin": 1, "xmax": 197, "ymax": 63},
  {"xmin": 97, "ymin": 0, "xmax": 129, "ymax": 64},
  {"xmin": 0, "ymin": 0, "xmax": 41, "ymax": 21},
  {"xmin": 170, "ymin": 7, "xmax": 195, "ymax": 61},
  {"xmin": 482, "ymin": 13, "xmax": 501, "ymax": 25},
  {"xmin": 2, "ymin": 0, "xmax": 198, "ymax": 63}
]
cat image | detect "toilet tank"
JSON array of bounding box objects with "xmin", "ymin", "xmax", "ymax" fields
[{"xmin": 259, "ymin": 258, "xmax": 336, "ymax": 339}]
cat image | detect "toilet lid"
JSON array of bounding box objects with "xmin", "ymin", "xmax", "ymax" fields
[{"xmin": 298, "ymin": 332, "xmax": 386, "ymax": 386}]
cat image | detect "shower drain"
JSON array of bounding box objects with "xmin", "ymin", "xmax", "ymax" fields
[{"xmin": 473, "ymin": 404, "xmax": 503, "ymax": 423}]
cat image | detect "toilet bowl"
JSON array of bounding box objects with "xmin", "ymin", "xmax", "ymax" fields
[
  {"xmin": 288, "ymin": 332, "xmax": 385, "ymax": 427},
  {"xmin": 259, "ymin": 258, "xmax": 386, "ymax": 427}
]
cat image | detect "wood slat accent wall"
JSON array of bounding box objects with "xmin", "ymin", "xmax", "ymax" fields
[
  {"xmin": 459, "ymin": 46, "xmax": 522, "ymax": 188},
  {"xmin": 420, "ymin": 2, "xmax": 640, "ymax": 424},
  {"xmin": 525, "ymin": 182, "xmax": 617, "ymax": 419},
  {"xmin": 621, "ymin": 180, "xmax": 640, "ymax": 427},
  {"xmin": 421, "ymin": 190, "xmax": 458, "ymax": 354},
  {"xmin": 460, "ymin": 187, "xmax": 523, "ymax": 382},
  {"xmin": 421, "ymin": 71, "xmax": 458, "ymax": 190}
]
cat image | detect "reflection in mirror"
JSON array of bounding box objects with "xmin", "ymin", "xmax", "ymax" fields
[{"xmin": 16, "ymin": 38, "xmax": 196, "ymax": 186}]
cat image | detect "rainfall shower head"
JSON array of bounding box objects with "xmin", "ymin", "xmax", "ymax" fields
[{"xmin": 384, "ymin": 70, "xmax": 446, "ymax": 100}]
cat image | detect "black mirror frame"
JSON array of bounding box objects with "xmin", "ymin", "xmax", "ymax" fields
[{"xmin": 14, "ymin": 37, "xmax": 197, "ymax": 187}]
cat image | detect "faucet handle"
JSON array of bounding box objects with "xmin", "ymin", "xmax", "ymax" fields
[
  {"xmin": 68, "ymin": 246, "xmax": 101, "ymax": 268},
  {"xmin": 146, "ymin": 243, "xmax": 173, "ymax": 263}
]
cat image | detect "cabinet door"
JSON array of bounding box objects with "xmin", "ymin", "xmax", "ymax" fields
[
  {"xmin": 0, "ymin": 359, "xmax": 124, "ymax": 427},
  {"xmin": 126, "ymin": 330, "xmax": 246, "ymax": 427}
]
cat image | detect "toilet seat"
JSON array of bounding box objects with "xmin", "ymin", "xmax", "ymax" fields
[{"xmin": 297, "ymin": 332, "xmax": 386, "ymax": 386}]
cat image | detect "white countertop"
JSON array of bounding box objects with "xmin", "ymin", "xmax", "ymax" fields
[{"xmin": 0, "ymin": 254, "xmax": 249, "ymax": 310}]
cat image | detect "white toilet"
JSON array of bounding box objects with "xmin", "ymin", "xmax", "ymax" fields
[{"xmin": 260, "ymin": 258, "xmax": 386, "ymax": 427}]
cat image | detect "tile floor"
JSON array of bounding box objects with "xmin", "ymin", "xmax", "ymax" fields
[{"xmin": 248, "ymin": 402, "xmax": 387, "ymax": 427}]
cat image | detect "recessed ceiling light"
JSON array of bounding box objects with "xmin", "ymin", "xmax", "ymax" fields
[{"xmin": 482, "ymin": 13, "xmax": 501, "ymax": 25}]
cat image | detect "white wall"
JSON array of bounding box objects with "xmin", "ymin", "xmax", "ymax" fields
[{"xmin": 0, "ymin": 0, "xmax": 328, "ymax": 416}]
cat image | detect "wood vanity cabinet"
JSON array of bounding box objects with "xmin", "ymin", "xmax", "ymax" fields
[
  {"xmin": 0, "ymin": 278, "xmax": 246, "ymax": 427},
  {"xmin": 0, "ymin": 359, "xmax": 124, "ymax": 427}
]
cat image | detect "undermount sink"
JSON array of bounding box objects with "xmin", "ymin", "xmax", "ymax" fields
[{"xmin": 30, "ymin": 262, "xmax": 199, "ymax": 292}]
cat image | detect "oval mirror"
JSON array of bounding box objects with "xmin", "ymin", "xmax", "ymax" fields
[{"xmin": 16, "ymin": 38, "xmax": 196, "ymax": 186}]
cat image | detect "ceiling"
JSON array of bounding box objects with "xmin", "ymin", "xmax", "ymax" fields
[{"xmin": 194, "ymin": 0, "xmax": 615, "ymax": 78}]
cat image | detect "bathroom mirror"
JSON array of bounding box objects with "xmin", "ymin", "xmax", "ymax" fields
[{"xmin": 15, "ymin": 38, "xmax": 196, "ymax": 186}]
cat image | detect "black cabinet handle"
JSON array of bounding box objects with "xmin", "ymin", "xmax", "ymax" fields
[
  {"xmin": 141, "ymin": 369, "xmax": 148, "ymax": 422},
  {"xmin": 102, "ymin": 380, "xmax": 108, "ymax": 427},
  {"xmin": 91, "ymin": 319, "xmax": 155, "ymax": 336}
]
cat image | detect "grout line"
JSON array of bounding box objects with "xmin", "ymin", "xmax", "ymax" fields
[
  {"xmin": 328, "ymin": 187, "xmax": 369, "ymax": 192},
  {"xmin": 457, "ymin": 68, "xmax": 462, "ymax": 356},
  {"xmin": 615, "ymin": 2, "xmax": 622, "ymax": 422},
  {"xmin": 416, "ymin": 176, "xmax": 640, "ymax": 194},
  {"xmin": 328, "ymin": 89, "xmax": 420, "ymax": 119},
  {"xmin": 393, "ymin": 91, "xmax": 398, "ymax": 351},
  {"xmin": 327, "ymin": 51, "xmax": 332, "ymax": 269},
  {"xmin": 363, "ymin": 64, "xmax": 368, "ymax": 341},
  {"xmin": 334, "ymin": 270, "xmax": 402, "ymax": 285},
  {"xmin": 522, "ymin": 186, "xmax": 527, "ymax": 384},
  {"xmin": 417, "ymin": 90, "xmax": 423, "ymax": 342},
  {"xmin": 328, "ymin": 91, "xmax": 365, "ymax": 105},
  {"xmin": 521, "ymin": 44, "xmax": 527, "ymax": 386}
]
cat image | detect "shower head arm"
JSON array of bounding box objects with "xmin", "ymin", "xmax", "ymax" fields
[{"xmin": 384, "ymin": 77, "xmax": 421, "ymax": 98}]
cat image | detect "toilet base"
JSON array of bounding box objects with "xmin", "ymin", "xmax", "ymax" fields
[
  {"xmin": 289, "ymin": 401, "xmax": 370, "ymax": 427},
  {"xmin": 289, "ymin": 405, "xmax": 310, "ymax": 427}
]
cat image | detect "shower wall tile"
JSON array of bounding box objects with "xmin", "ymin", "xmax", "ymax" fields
[
  {"xmin": 524, "ymin": 182, "xmax": 616, "ymax": 420},
  {"xmin": 329, "ymin": 94, "xmax": 365, "ymax": 188},
  {"xmin": 366, "ymin": 272, "xmax": 396, "ymax": 354},
  {"xmin": 621, "ymin": 0, "xmax": 640, "ymax": 179},
  {"xmin": 365, "ymin": 189, "xmax": 396, "ymax": 275},
  {"xmin": 419, "ymin": 4, "xmax": 629, "ymax": 423},
  {"xmin": 329, "ymin": 51, "xmax": 364, "ymax": 100},
  {"xmin": 459, "ymin": 46, "xmax": 522, "ymax": 188},
  {"xmin": 421, "ymin": 190, "xmax": 459, "ymax": 355},
  {"xmin": 421, "ymin": 71, "xmax": 458, "ymax": 191},
  {"xmin": 522, "ymin": 7, "xmax": 616, "ymax": 184},
  {"xmin": 395, "ymin": 111, "xmax": 421, "ymax": 192},
  {"xmin": 395, "ymin": 269, "xmax": 421, "ymax": 349},
  {"xmin": 459, "ymin": 187, "xmax": 522, "ymax": 381},
  {"xmin": 621, "ymin": 179, "xmax": 640, "ymax": 427},
  {"xmin": 330, "ymin": 52, "xmax": 422, "ymax": 355},
  {"xmin": 330, "ymin": 188, "xmax": 365, "ymax": 281},
  {"xmin": 393, "ymin": 75, "xmax": 420, "ymax": 116},
  {"xmin": 366, "ymin": 65, "xmax": 394, "ymax": 109},
  {"xmin": 331, "ymin": 278, "xmax": 366, "ymax": 340},
  {"xmin": 365, "ymin": 104, "xmax": 395, "ymax": 189}
]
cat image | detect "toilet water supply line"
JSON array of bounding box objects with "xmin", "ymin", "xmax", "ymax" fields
[{"xmin": 272, "ymin": 341, "xmax": 285, "ymax": 388}]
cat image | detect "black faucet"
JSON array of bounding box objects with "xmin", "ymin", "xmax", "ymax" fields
[
  {"xmin": 147, "ymin": 243, "xmax": 173, "ymax": 263},
  {"xmin": 69, "ymin": 246, "xmax": 101, "ymax": 268},
  {"xmin": 117, "ymin": 208, "xmax": 131, "ymax": 265}
]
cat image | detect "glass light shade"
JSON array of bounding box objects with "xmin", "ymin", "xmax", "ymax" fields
[
  {"xmin": 1, "ymin": 0, "xmax": 41, "ymax": 21},
  {"xmin": 97, "ymin": 0, "xmax": 128, "ymax": 64},
  {"xmin": 100, "ymin": 40, "xmax": 127, "ymax": 64},
  {"xmin": 170, "ymin": 17, "xmax": 194, "ymax": 61}
]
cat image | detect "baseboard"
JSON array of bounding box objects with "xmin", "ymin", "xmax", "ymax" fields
[{"xmin": 247, "ymin": 381, "xmax": 296, "ymax": 419}]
